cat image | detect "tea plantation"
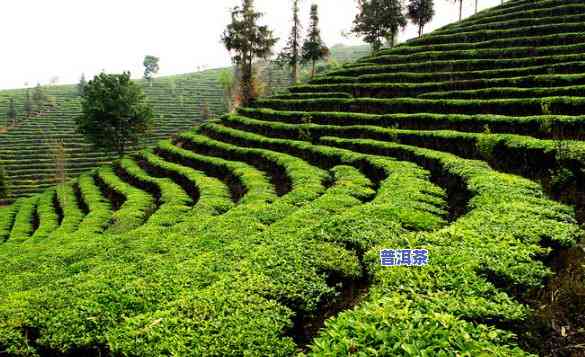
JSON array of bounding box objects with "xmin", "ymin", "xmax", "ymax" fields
[
  {"xmin": 1, "ymin": 0, "xmax": 585, "ymax": 355},
  {"xmin": 0, "ymin": 45, "xmax": 367, "ymax": 204}
]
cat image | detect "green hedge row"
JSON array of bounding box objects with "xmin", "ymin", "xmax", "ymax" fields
[
  {"xmin": 353, "ymin": 61, "xmax": 585, "ymax": 84},
  {"xmin": 139, "ymin": 149, "xmax": 235, "ymax": 218},
  {"xmin": 420, "ymin": 84, "xmax": 585, "ymax": 100},
  {"xmin": 330, "ymin": 53, "xmax": 585, "ymax": 77},
  {"xmin": 96, "ymin": 165, "xmax": 155, "ymax": 234},
  {"xmin": 7, "ymin": 196, "xmax": 38, "ymax": 242},
  {"xmin": 254, "ymin": 96, "xmax": 585, "ymax": 116},
  {"xmin": 75, "ymin": 173, "xmax": 112, "ymax": 235},
  {"xmin": 238, "ymin": 107, "xmax": 585, "ymax": 139},
  {"xmin": 118, "ymin": 157, "xmax": 192, "ymax": 228},
  {"xmin": 309, "ymin": 135, "xmax": 581, "ymax": 356},
  {"xmin": 269, "ymin": 92, "xmax": 352, "ymax": 100},
  {"xmin": 380, "ymin": 31, "xmax": 585, "ymax": 58},
  {"xmin": 433, "ymin": 10, "xmax": 585, "ymax": 37},
  {"xmin": 367, "ymin": 40, "xmax": 585, "ymax": 66},
  {"xmin": 222, "ymin": 114, "xmax": 585, "ymax": 197},
  {"xmin": 51, "ymin": 182, "xmax": 85, "ymax": 237},
  {"xmin": 156, "ymin": 139, "xmax": 275, "ymax": 207},
  {"xmin": 30, "ymin": 189, "xmax": 59, "ymax": 240},
  {"xmin": 408, "ymin": 21, "xmax": 585, "ymax": 47},
  {"xmin": 293, "ymin": 72, "xmax": 585, "ymax": 98},
  {"xmin": 436, "ymin": 0, "xmax": 583, "ymax": 34},
  {"xmin": 0, "ymin": 201, "xmax": 21, "ymax": 242}
]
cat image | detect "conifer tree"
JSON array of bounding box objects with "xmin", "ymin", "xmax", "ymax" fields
[
  {"xmin": 32, "ymin": 83, "xmax": 47, "ymax": 111},
  {"xmin": 221, "ymin": 0, "xmax": 278, "ymax": 106},
  {"xmin": 24, "ymin": 89, "xmax": 33, "ymax": 118},
  {"xmin": 407, "ymin": 0, "xmax": 435, "ymax": 37},
  {"xmin": 277, "ymin": 0, "xmax": 303, "ymax": 84},
  {"xmin": 302, "ymin": 4, "xmax": 329, "ymax": 78},
  {"xmin": 78, "ymin": 73, "xmax": 88, "ymax": 96}
]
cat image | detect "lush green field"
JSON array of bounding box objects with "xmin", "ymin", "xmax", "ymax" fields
[{"xmin": 1, "ymin": 0, "xmax": 585, "ymax": 355}]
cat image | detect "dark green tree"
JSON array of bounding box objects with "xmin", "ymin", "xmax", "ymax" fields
[
  {"xmin": 302, "ymin": 4, "xmax": 329, "ymax": 78},
  {"xmin": 277, "ymin": 0, "xmax": 303, "ymax": 84},
  {"xmin": 76, "ymin": 72, "xmax": 153, "ymax": 158},
  {"xmin": 7, "ymin": 98, "xmax": 17, "ymax": 126},
  {"xmin": 78, "ymin": 73, "xmax": 88, "ymax": 96},
  {"xmin": 32, "ymin": 83, "xmax": 48, "ymax": 111},
  {"xmin": 221, "ymin": 0, "xmax": 278, "ymax": 106},
  {"xmin": 143, "ymin": 55, "xmax": 160, "ymax": 86},
  {"xmin": 352, "ymin": 0, "xmax": 406, "ymax": 52},
  {"xmin": 24, "ymin": 89, "xmax": 33, "ymax": 117},
  {"xmin": 407, "ymin": 0, "xmax": 435, "ymax": 37}
]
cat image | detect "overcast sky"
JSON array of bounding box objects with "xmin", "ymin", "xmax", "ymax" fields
[{"xmin": 0, "ymin": 0, "xmax": 502, "ymax": 90}]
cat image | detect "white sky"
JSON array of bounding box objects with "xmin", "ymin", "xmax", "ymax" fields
[{"xmin": 0, "ymin": 0, "xmax": 502, "ymax": 90}]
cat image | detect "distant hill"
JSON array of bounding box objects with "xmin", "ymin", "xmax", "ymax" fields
[{"xmin": 0, "ymin": 44, "xmax": 370, "ymax": 203}]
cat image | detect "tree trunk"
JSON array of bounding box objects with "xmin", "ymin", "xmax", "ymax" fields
[
  {"xmin": 459, "ymin": 0, "xmax": 463, "ymax": 21},
  {"xmin": 418, "ymin": 23, "xmax": 423, "ymax": 37},
  {"xmin": 311, "ymin": 60, "xmax": 316, "ymax": 78},
  {"xmin": 475, "ymin": 0, "xmax": 478, "ymax": 13},
  {"xmin": 292, "ymin": 62, "xmax": 298, "ymax": 84}
]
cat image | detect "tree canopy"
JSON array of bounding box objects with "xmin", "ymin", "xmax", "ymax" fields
[
  {"xmin": 143, "ymin": 55, "xmax": 160, "ymax": 85},
  {"xmin": 352, "ymin": 0, "xmax": 407, "ymax": 52},
  {"xmin": 277, "ymin": 0, "xmax": 303, "ymax": 84},
  {"xmin": 407, "ymin": 0, "xmax": 435, "ymax": 37},
  {"xmin": 221, "ymin": 0, "xmax": 278, "ymax": 105},
  {"xmin": 302, "ymin": 4, "xmax": 330, "ymax": 78},
  {"xmin": 76, "ymin": 72, "xmax": 153, "ymax": 158}
]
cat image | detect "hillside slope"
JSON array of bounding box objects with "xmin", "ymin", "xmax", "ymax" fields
[
  {"xmin": 0, "ymin": 45, "xmax": 368, "ymax": 203},
  {"xmin": 1, "ymin": 1, "xmax": 585, "ymax": 356}
]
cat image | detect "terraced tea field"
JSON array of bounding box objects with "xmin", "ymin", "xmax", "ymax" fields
[
  {"xmin": 0, "ymin": 45, "xmax": 365, "ymax": 204},
  {"xmin": 1, "ymin": 0, "xmax": 585, "ymax": 355}
]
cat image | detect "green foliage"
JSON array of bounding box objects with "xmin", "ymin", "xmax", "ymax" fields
[
  {"xmin": 221, "ymin": 0, "xmax": 278, "ymax": 105},
  {"xmin": 1, "ymin": 1, "xmax": 584, "ymax": 355},
  {"xmin": 77, "ymin": 72, "xmax": 154, "ymax": 158},
  {"xmin": 218, "ymin": 69, "xmax": 236, "ymax": 111},
  {"xmin": 23, "ymin": 89, "xmax": 33, "ymax": 117},
  {"xmin": 77, "ymin": 73, "xmax": 87, "ymax": 96},
  {"xmin": 143, "ymin": 55, "xmax": 160, "ymax": 84},
  {"xmin": 276, "ymin": 0, "xmax": 302, "ymax": 84},
  {"xmin": 352, "ymin": 0, "xmax": 407, "ymax": 52},
  {"xmin": 407, "ymin": 0, "xmax": 435, "ymax": 36},
  {"xmin": 32, "ymin": 83, "xmax": 48, "ymax": 111},
  {"xmin": 301, "ymin": 4, "xmax": 329, "ymax": 78}
]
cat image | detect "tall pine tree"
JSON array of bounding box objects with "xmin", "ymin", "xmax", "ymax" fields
[
  {"xmin": 24, "ymin": 89, "xmax": 33, "ymax": 118},
  {"xmin": 221, "ymin": 0, "xmax": 278, "ymax": 106},
  {"xmin": 277, "ymin": 0, "xmax": 303, "ymax": 84},
  {"xmin": 352, "ymin": 0, "xmax": 406, "ymax": 52},
  {"xmin": 407, "ymin": 0, "xmax": 435, "ymax": 37},
  {"xmin": 78, "ymin": 73, "xmax": 88, "ymax": 96},
  {"xmin": 302, "ymin": 4, "xmax": 329, "ymax": 78}
]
